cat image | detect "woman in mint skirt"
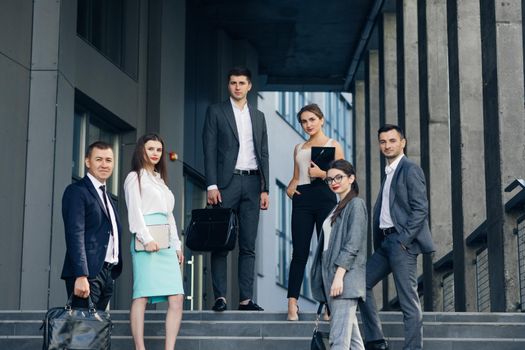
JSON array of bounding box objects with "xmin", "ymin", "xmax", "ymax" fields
[{"xmin": 124, "ymin": 133, "xmax": 184, "ymax": 350}]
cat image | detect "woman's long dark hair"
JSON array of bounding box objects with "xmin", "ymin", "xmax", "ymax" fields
[
  {"xmin": 131, "ymin": 133, "xmax": 168, "ymax": 186},
  {"xmin": 329, "ymin": 159, "xmax": 359, "ymax": 225}
]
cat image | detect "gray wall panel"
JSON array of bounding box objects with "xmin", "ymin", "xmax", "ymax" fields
[
  {"xmin": 48, "ymin": 75, "xmax": 75, "ymax": 308},
  {"xmin": 0, "ymin": 54, "xmax": 30, "ymax": 309},
  {"xmin": 75, "ymin": 40, "xmax": 140, "ymax": 128},
  {"xmin": 183, "ymin": 17, "xmax": 221, "ymax": 174},
  {"xmin": 31, "ymin": 0, "xmax": 60, "ymax": 70},
  {"xmin": 111, "ymin": 0, "xmax": 149, "ymax": 311},
  {"xmin": 0, "ymin": 0, "xmax": 33, "ymax": 68},
  {"xmin": 114, "ymin": 134, "xmax": 137, "ymax": 310},
  {"xmin": 20, "ymin": 70, "xmax": 58, "ymax": 309},
  {"xmin": 57, "ymin": 0, "xmax": 78, "ymax": 82},
  {"xmin": 159, "ymin": 0, "xmax": 186, "ymax": 227}
]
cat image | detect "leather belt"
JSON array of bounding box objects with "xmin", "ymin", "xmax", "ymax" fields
[
  {"xmin": 233, "ymin": 169, "xmax": 260, "ymax": 176},
  {"xmin": 381, "ymin": 227, "xmax": 397, "ymax": 236}
]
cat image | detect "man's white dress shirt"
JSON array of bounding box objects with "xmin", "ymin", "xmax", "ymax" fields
[
  {"xmin": 124, "ymin": 170, "xmax": 181, "ymax": 250},
  {"xmin": 207, "ymin": 98, "xmax": 258, "ymax": 191},
  {"xmin": 231, "ymin": 98, "xmax": 258, "ymax": 170},
  {"xmin": 87, "ymin": 173, "xmax": 119, "ymax": 264},
  {"xmin": 379, "ymin": 154, "xmax": 404, "ymax": 229}
]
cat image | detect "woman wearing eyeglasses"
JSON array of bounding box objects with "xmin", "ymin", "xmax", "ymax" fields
[
  {"xmin": 285, "ymin": 104, "xmax": 344, "ymax": 321},
  {"xmin": 310, "ymin": 159, "xmax": 367, "ymax": 350}
]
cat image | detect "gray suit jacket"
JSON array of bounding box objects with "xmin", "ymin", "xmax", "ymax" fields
[
  {"xmin": 373, "ymin": 156, "xmax": 435, "ymax": 254},
  {"xmin": 202, "ymin": 100, "xmax": 269, "ymax": 192},
  {"xmin": 311, "ymin": 197, "xmax": 368, "ymax": 303}
]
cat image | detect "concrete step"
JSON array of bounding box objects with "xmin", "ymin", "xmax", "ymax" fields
[
  {"xmin": 3, "ymin": 309, "xmax": 525, "ymax": 322},
  {"xmin": 3, "ymin": 335, "xmax": 525, "ymax": 350},
  {"xmin": 1, "ymin": 311, "xmax": 525, "ymax": 350}
]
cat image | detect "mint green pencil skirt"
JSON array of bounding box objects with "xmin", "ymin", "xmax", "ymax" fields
[{"xmin": 131, "ymin": 212, "xmax": 184, "ymax": 303}]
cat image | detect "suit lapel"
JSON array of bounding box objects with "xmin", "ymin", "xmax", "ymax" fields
[
  {"xmin": 221, "ymin": 101, "xmax": 239, "ymax": 141},
  {"xmin": 374, "ymin": 177, "xmax": 385, "ymax": 225},
  {"xmin": 249, "ymin": 105, "xmax": 260, "ymax": 150},
  {"xmin": 83, "ymin": 176, "xmax": 111, "ymax": 221},
  {"xmin": 107, "ymin": 195, "xmax": 121, "ymax": 233}
]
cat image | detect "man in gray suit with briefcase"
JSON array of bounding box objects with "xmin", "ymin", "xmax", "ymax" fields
[
  {"xmin": 203, "ymin": 67, "xmax": 269, "ymax": 312},
  {"xmin": 359, "ymin": 124, "xmax": 435, "ymax": 350}
]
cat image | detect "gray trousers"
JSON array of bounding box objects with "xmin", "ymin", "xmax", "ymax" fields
[
  {"xmin": 211, "ymin": 174, "xmax": 261, "ymax": 301},
  {"xmin": 359, "ymin": 233, "xmax": 423, "ymax": 350},
  {"xmin": 329, "ymin": 298, "xmax": 365, "ymax": 350}
]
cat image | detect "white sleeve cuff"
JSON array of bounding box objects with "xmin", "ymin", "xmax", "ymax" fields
[{"xmin": 136, "ymin": 229, "xmax": 154, "ymax": 245}]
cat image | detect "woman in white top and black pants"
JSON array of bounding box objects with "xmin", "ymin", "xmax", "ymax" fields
[
  {"xmin": 124, "ymin": 133, "xmax": 184, "ymax": 350},
  {"xmin": 286, "ymin": 104, "xmax": 345, "ymax": 321}
]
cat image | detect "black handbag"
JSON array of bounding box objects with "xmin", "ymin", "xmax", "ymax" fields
[
  {"xmin": 311, "ymin": 303, "xmax": 330, "ymax": 350},
  {"xmin": 42, "ymin": 295, "xmax": 112, "ymax": 350},
  {"xmin": 185, "ymin": 204, "xmax": 238, "ymax": 252}
]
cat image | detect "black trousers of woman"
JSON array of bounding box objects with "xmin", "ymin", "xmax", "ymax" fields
[{"xmin": 287, "ymin": 180, "xmax": 337, "ymax": 299}]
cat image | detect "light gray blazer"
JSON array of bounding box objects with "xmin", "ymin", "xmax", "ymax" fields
[
  {"xmin": 373, "ymin": 156, "xmax": 435, "ymax": 254},
  {"xmin": 202, "ymin": 100, "xmax": 269, "ymax": 192},
  {"xmin": 310, "ymin": 197, "xmax": 368, "ymax": 303}
]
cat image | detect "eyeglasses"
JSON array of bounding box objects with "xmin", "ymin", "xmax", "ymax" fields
[{"xmin": 324, "ymin": 174, "xmax": 348, "ymax": 185}]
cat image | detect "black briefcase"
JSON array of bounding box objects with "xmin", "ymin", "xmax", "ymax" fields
[
  {"xmin": 185, "ymin": 205, "xmax": 238, "ymax": 252},
  {"xmin": 42, "ymin": 295, "xmax": 112, "ymax": 350}
]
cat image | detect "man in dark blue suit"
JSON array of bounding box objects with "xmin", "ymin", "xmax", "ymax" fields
[{"xmin": 61, "ymin": 141, "xmax": 123, "ymax": 310}]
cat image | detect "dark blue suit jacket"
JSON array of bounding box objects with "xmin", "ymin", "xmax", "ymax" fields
[{"xmin": 61, "ymin": 176, "xmax": 123, "ymax": 280}]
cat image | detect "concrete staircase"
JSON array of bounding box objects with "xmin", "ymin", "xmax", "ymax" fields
[{"xmin": 1, "ymin": 310, "xmax": 525, "ymax": 349}]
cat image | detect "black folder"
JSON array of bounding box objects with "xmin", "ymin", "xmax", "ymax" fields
[{"xmin": 311, "ymin": 146, "xmax": 336, "ymax": 171}]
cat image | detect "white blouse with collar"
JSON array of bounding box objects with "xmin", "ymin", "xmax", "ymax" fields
[{"xmin": 124, "ymin": 169, "xmax": 181, "ymax": 250}]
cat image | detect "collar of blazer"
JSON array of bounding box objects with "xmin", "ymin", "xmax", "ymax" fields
[
  {"xmin": 375, "ymin": 155, "xmax": 408, "ymax": 210},
  {"xmin": 324, "ymin": 198, "xmax": 359, "ymax": 251},
  {"xmin": 221, "ymin": 100, "xmax": 260, "ymax": 143},
  {"xmin": 83, "ymin": 175, "xmax": 113, "ymax": 222}
]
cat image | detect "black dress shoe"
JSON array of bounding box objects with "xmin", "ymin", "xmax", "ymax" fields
[
  {"xmin": 238, "ymin": 300, "xmax": 264, "ymax": 311},
  {"xmin": 212, "ymin": 298, "xmax": 227, "ymax": 312},
  {"xmin": 365, "ymin": 339, "xmax": 389, "ymax": 350}
]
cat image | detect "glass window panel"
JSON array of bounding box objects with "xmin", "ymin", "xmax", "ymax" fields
[
  {"xmin": 73, "ymin": 110, "xmax": 87, "ymax": 178},
  {"xmin": 76, "ymin": 0, "xmax": 90, "ymax": 39},
  {"xmin": 76, "ymin": 0, "xmax": 138, "ymax": 78},
  {"xmin": 276, "ymin": 182, "xmax": 289, "ymax": 286},
  {"xmin": 476, "ymin": 248, "xmax": 490, "ymax": 312},
  {"xmin": 277, "ymin": 92, "xmax": 284, "ymax": 115},
  {"xmin": 73, "ymin": 104, "xmax": 121, "ymax": 197},
  {"xmin": 90, "ymin": 0, "xmax": 106, "ymax": 49},
  {"xmin": 182, "ymin": 174, "xmax": 207, "ymax": 310},
  {"xmin": 442, "ymin": 272, "xmax": 455, "ymax": 312},
  {"xmin": 105, "ymin": 0, "xmax": 124, "ymax": 65},
  {"xmin": 109, "ymin": 134, "xmax": 120, "ymax": 195},
  {"xmin": 275, "ymin": 185, "xmax": 282, "ymax": 232},
  {"xmin": 517, "ymin": 218, "xmax": 525, "ymax": 308},
  {"xmin": 325, "ymin": 119, "xmax": 332, "ymax": 137},
  {"xmin": 87, "ymin": 122, "xmax": 101, "ymax": 146},
  {"xmin": 285, "ymin": 92, "xmax": 291, "ymax": 121}
]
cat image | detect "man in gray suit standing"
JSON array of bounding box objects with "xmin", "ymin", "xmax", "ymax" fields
[
  {"xmin": 359, "ymin": 124, "xmax": 435, "ymax": 350},
  {"xmin": 203, "ymin": 67, "xmax": 269, "ymax": 312}
]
